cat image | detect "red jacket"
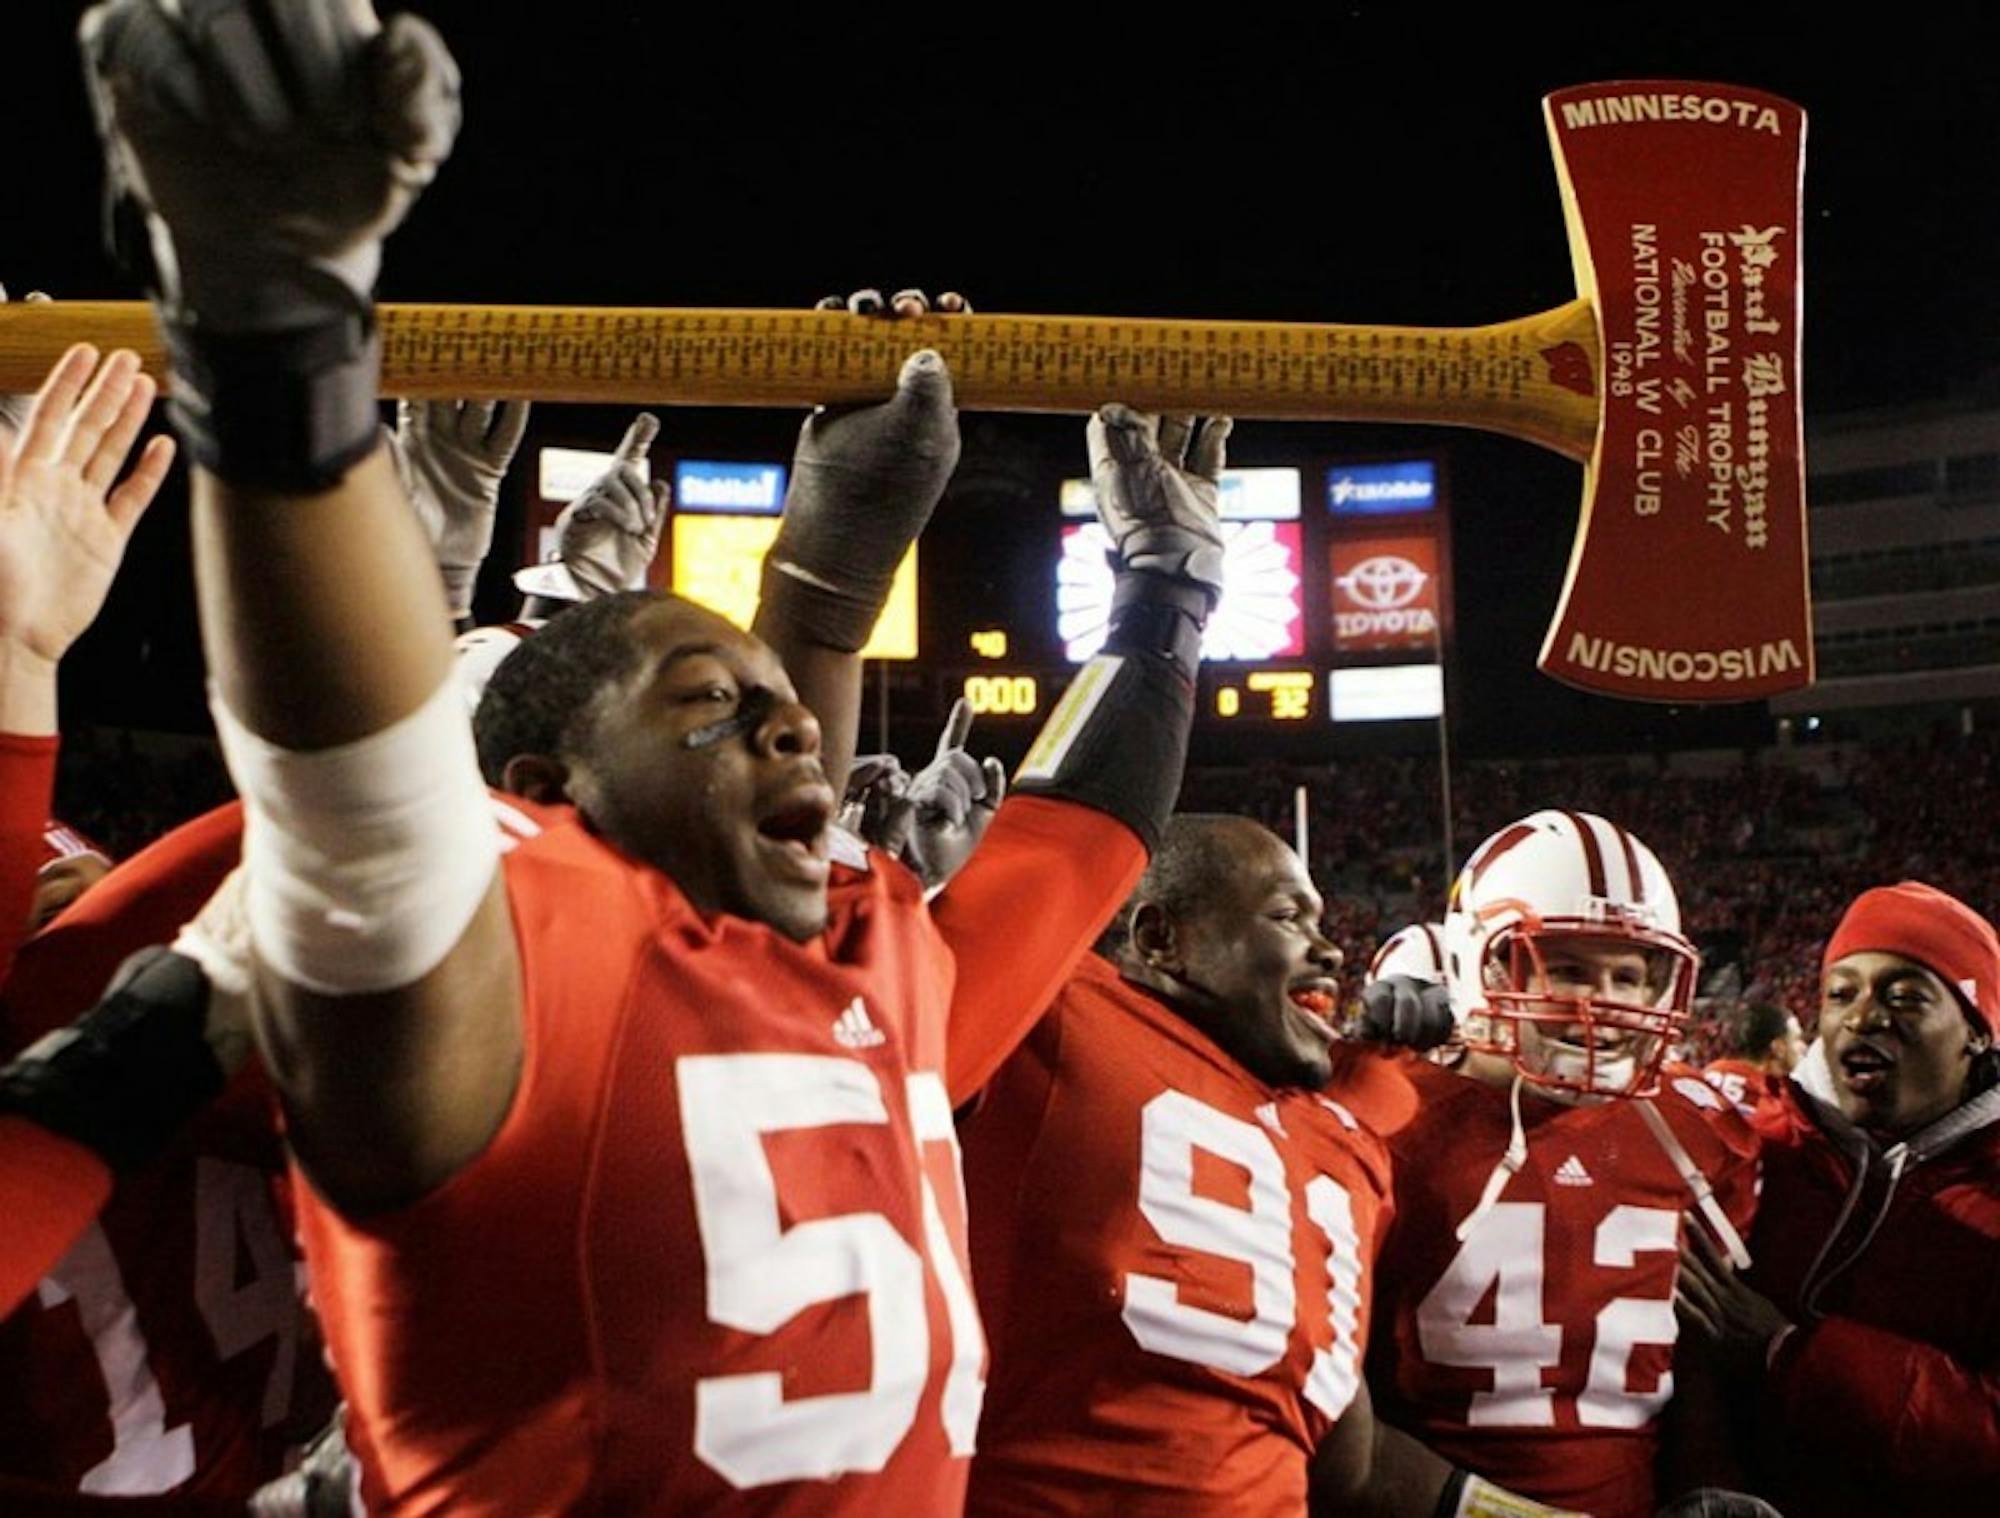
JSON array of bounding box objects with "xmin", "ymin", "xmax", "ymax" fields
[{"xmin": 1746, "ymin": 1077, "xmax": 2000, "ymax": 1515}]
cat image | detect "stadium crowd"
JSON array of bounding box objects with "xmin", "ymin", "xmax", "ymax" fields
[
  {"xmin": 58, "ymin": 732, "xmax": 2000, "ymax": 1065},
  {"xmin": 0, "ymin": 4, "xmax": 1995, "ymax": 1517}
]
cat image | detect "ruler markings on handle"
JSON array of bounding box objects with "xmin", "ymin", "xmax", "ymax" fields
[{"xmin": 0, "ymin": 300, "xmax": 1602, "ymax": 459}]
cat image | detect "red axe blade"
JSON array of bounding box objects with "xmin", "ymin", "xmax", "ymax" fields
[{"xmin": 1539, "ymin": 81, "xmax": 1811, "ymax": 701}]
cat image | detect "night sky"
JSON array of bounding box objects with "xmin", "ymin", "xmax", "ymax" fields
[{"xmin": 8, "ymin": 4, "xmax": 1998, "ymax": 757}]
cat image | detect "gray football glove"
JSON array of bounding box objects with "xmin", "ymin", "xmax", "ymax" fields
[
  {"xmin": 1085, "ymin": 407, "xmax": 1230, "ymax": 609},
  {"xmin": 761, "ymin": 348, "xmax": 960, "ymax": 651},
  {"xmin": 79, "ymin": 0, "xmax": 460, "ymax": 330},
  {"xmin": 840, "ymin": 754, "xmax": 913, "ymax": 855},
  {"xmin": 387, "ymin": 399, "xmax": 532, "ymax": 618},
  {"xmin": 1357, "ymin": 974, "xmax": 1456, "ymax": 1050},
  {"xmin": 900, "ymin": 699, "xmax": 1006, "ymax": 888},
  {"xmin": 515, "ymin": 413, "xmax": 667, "ymax": 604},
  {"xmin": 248, "ymin": 1407, "xmax": 358, "ymax": 1518},
  {"xmin": 838, "ymin": 701, "xmax": 1005, "ymax": 889}
]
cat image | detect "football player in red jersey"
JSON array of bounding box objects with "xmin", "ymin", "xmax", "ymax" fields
[
  {"xmin": 0, "ymin": 335, "xmax": 313, "ymax": 1512},
  {"xmin": 0, "ymin": 337, "xmax": 160, "ymax": 1318},
  {"xmin": 80, "ymin": 5, "xmax": 1209, "ymax": 1514},
  {"xmin": 964, "ymin": 814, "xmax": 1577, "ymax": 1517},
  {"xmin": 1699, "ymin": 1001, "xmax": 1804, "ymax": 1116},
  {"xmin": 1365, "ymin": 811, "xmax": 1761, "ymax": 1518},
  {"xmin": 0, "ymin": 843, "xmax": 336, "ymax": 1507}
]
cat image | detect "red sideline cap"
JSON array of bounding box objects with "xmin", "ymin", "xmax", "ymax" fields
[{"xmin": 1825, "ymin": 881, "xmax": 2000, "ymax": 1037}]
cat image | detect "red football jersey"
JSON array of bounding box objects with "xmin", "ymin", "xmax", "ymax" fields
[
  {"xmin": 0, "ymin": 732, "xmax": 59, "ymax": 990},
  {"xmin": 1369, "ymin": 1058, "xmax": 1759, "ymax": 1518},
  {"xmin": 961, "ymin": 954, "xmax": 1394, "ymax": 1517},
  {"xmin": 298, "ymin": 796, "xmax": 1137, "ymax": 1516},
  {"xmin": 0, "ymin": 1117, "xmax": 111, "ymax": 1319},
  {"xmin": 0, "ymin": 803, "xmax": 314, "ymax": 1504},
  {"xmin": 1700, "ymin": 1057, "xmax": 1779, "ymax": 1116}
]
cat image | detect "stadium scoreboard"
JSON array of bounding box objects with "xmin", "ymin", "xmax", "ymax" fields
[{"xmin": 523, "ymin": 445, "xmax": 1452, "ymax": 729}]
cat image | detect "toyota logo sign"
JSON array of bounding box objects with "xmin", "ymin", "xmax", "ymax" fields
[{"xmin": 1336, "ymin": 555, "xmax": 1428, "ymax": 610}]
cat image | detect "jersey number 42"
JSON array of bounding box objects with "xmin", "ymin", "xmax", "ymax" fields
[{"xmin": 1418, "ymin": 1200, "xmax": 1680, "ymax": 1429}]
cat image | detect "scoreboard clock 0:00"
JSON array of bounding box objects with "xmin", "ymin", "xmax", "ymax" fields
[{"xmin": 961, "ymin": 674, "xmax": 1040, "ymax": 717}]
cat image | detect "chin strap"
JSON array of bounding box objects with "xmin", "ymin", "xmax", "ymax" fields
[
  {"xmin": 1456, "ymin": 1074, "xmax": 1529, "ymax": 1243},
  {"xmin": 1635, "ymin": 1098, "xmax": 1753, "ymax": 1270}
]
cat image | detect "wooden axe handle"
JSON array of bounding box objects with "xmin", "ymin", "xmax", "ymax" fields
[{"xmin": 0, "ymin": 299, "xmax": 1601, "ymax": 461}]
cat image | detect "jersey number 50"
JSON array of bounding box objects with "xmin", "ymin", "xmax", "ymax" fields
[{"xmin": 677, "ymin": 1054, "xmax": 984, "ymax": 1490}]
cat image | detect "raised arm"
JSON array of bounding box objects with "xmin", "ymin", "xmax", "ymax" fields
[
  {"xmin": 0, "ymin": 337, "xmax": 174, "ymax": 983},
  {"xmin": 82, "ymin": 0, "xmax": 517, "ymax": 1213},
  {"xmin": 939, "ymin": 406, "xmax": 1229, "ymax": 1100},
  {"xmin": 751, "ymin": 288, "xmax": 963, "ymax": 793}
]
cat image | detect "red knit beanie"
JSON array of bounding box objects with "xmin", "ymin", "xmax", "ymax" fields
[{"xmin": 1824, "ymin": 881, "xmax": 2000, "ymax": 1037}]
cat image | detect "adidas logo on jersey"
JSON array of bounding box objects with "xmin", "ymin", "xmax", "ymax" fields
[
  {"xmin": 833, "ymin": 996, "xmax": 886, "ymax": 1050},
  {"xmin": 1554, "ymin": 1154, "xmax": 1594, "ymax": 1187},
  {"xmin": 1255, "ymin": 1102, "xmax": 1288, "ymax": 1138}
]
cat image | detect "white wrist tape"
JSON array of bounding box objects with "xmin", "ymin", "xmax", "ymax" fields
[
  {"xmin": 171, "ymin": 867, "xmax": 252, "ymax": 1002},
  {"xmin": 210, "ymin": 677, "xmax": 500, "ymax": 996}
]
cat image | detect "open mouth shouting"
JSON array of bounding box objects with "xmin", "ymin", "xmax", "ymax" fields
[
  {"xmin": 1837, "ymin": 1039, "xmax": 1896, "ymax": 1097},
  {"xmin": 753, "ymin": 781, "xmax": 836, "ymax": 887}
]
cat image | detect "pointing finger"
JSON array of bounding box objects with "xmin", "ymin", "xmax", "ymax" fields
[
  {"xmin": 615, "ymin": 412, "xmax": 660, "ymax": 464},
  {"xmin": 935, "ymin": 698, "xmax": 974, "ymax": 762}
]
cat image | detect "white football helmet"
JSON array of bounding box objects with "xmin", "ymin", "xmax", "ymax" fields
[
  {"xmin": 1443, "ymin": 810, "xmax": 1695, "ymax": 1098},
  {"xmin": 1371, "ymin": 921, "xmax": 1459, "ymax": 1065},
  {"xmin": 1368, "ymin": 921, "xmax": 1447, "ymax": 984}
]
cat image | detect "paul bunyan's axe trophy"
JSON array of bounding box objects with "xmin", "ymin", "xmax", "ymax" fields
[{"xmin": 0, "ymin": 81, "xmax": 1810, "ymax": 704}]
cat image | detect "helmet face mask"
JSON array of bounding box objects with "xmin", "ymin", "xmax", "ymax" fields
[
  {"xmin": 1471, "ymin": 917, "xmax": 1695, "ymax": 1098},
  {"xmin": 1445, "ymin": 811, "xmax": 1697, "ymax": 1100}
]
